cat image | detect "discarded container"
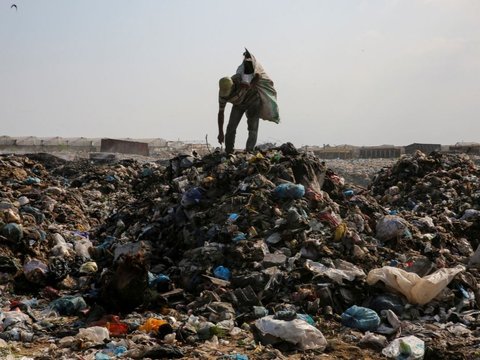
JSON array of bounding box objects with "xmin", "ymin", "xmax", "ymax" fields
[
  {"xmin": 341, "ymin": 305, "xmax": 380, "ymax": 331},
  {"xmin": 382, "ymin": 335, "xmax": 425, "ymax": 359},
  {"xmin": 255, "ymin": 315, "xmax": 327, "ymax": 351}
]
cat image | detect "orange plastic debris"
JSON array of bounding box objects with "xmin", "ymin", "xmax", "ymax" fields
[
  {"xmin": 138, "ymin": 318, "xmax": 168, "ymax": 333},
  {"xmin": 106, "ymin": 321, "xmax": 128, "ymax": 336}
]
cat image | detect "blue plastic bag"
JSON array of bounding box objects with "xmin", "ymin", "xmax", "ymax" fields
[
  {"xmin": 213, "ymin": 266, "xmax": 231, "ymax": 281},
  {"xmin": 181, "ymin": 187, "xmax": 204, "ymax": 208},
  {"xmin": 273, "ymin": 183, "xmax": 305, "ymax": 199},
  {"xmin": 341, "ymin": 305, "xmax": 380, "ymax": 331}
]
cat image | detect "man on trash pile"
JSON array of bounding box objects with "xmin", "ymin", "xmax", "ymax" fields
[{"xmin": 217, "ymin": 49, "xmax": 280, "ymax": 154}]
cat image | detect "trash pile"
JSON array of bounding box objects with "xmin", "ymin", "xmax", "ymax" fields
[
  {"xmin": 326, "ymin": 158, "xmax": 397, "ymax": 188},
  {"xmin": 1, "ymin": 147, "xmax": 480, "ymax": 359}
]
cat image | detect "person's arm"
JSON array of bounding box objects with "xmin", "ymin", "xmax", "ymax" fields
[{"xmin": 217, "ymin": 98, "xmax": 227, "ymax": 144}]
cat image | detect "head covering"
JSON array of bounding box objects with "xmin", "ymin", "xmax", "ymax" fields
[{"xmin": 219, "ymin": 77, "xmax": 233, "ymax": 97}]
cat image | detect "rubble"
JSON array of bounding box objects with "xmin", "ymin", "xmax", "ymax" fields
[{"xmin": 0, "ymin": 147, "xmax": 479, "ymax": 358}]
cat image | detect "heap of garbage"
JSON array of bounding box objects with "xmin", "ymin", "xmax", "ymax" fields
[{"xmin": 1, "ymin": 146, "xmax": 480, "ymax": 359}]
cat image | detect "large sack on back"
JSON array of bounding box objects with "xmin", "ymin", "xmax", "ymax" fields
[{"xmin": 236, "ymin": 50, "xmax": 280, "ymax": 123}]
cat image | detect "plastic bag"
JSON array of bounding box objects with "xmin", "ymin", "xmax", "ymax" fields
[
  {"xmin": 79, "ymin": 261, "xmax": 98, "ymax": 274},
  {"xmin": 382, "ymin": 335, "xmax": 425, "ymax": 359},
  {"xmin": 23, "ymin": 259, "xmax": 48, "ymax": 283},
  {"xmin": 76, "ymin": 326, "xmax": 110, "ymax": 344},
  {"xmin": 367, "ymin": 265, "xmax": 465, "ymax": 305},
  {"xmin": 105, "ymin": 321, "xmax": 128, "ymax": 336},
  {"xmin": 181, "ymin": 187, "xmax": 204, "ymax": 208},
  {"xmin": 468, "ymin": 244, "xmax": 480, "ymax": 266},
  {"xmin": 273, "ymin": 183, "xmax": 305, "ymax": 199},
  {"xmin": 255, "ymin": 315, "xmax": 327, "ymax": 351},
  {"xmin": 213, "ymin": 266, "xmax": 231, "ymax": 281},
  {"xmin": 50, "ymin": 295, "xmax": 88, "ymax": 315},
  {"xmin": 138, "ymin": 318, "xmax": 168, "ymax": 333},
  {"xmin": 74, "ymin": 237, "xmax": 93, "ymax": 260},
  {"xmin": 305, "ymin": 259, "xmax": 365, "ymax": 284},
  {"xmin": 376, "ymin": 215, "xmax": 409, "ymax": 241},
  {"xmin": 341, "ymin": 305, "xmax": 380, "ymax": 331}
]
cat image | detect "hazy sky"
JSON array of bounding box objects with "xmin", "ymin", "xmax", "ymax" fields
[{"xmin": 1, "ymin": 1, "xmax": 479, "ymax": 147}]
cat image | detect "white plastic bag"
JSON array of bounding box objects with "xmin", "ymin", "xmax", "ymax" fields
[
  {"xmin": 76, "ymin": 326, "xmax": 109, "ymax": 345},
  {"xmin": 255, "ymin": 315, "xmax": 327, "ymax": 351},
  {"xmin": 305, "ymin": 259, "xmax": 365, "ymax": 284},
  {"xmin": 468, "ymin": 243, "xmax": 480, "ymax": 266},
  {"xmin": 367, "ymin": 265, "xmax": 465, "ymax": 305},
  {"xmin": 382, "ymin": 335, "xmax": 425, "ymax": 359},
  {"xmin": 376, "ymin": 215, "xmax": 408, "ymax": 241}
]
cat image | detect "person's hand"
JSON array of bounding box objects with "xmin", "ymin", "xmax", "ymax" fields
[{"xmin": 217, "ymin": 131, "xmax": 224, "ymax": 144}]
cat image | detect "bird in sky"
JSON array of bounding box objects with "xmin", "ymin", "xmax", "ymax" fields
[{"xmin": 11, "ymin": 4, "xmax": 17, "ymax": 11}]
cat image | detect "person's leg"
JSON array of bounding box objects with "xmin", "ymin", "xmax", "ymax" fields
[
  {"xmin": 245, "ymin": 98, "xmax": 261, "ymax": 152},
  {"xmin": 225, "ymin": 106, "xmax": 244, "ymax": 154},
  {"xmin": 246, "ymin": 116, "xmax": 259, "ymax": 152}
]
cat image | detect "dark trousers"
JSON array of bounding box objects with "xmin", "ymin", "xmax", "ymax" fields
[{"xmin": 225, "ymin": 97, "xmax": 260, "ymax": 154}]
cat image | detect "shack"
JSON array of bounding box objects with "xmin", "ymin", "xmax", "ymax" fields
[
  {"xmin": 449, "ymin": 142, "xmax": 480, "ymax": 155},
  {"xmin": 405, "ymin": 143, "xmax": 441, "ymax": 155},
  {"xmin": 359, "ymin": 145, "xmax": 401, "ymax": 159},
  {"xmin": 314, "ymin": 145, "xmax": 355, "ymax": 159},
  {"xmin": 100, "ymin": 138, "xmax": 149, "ymax": 156}
]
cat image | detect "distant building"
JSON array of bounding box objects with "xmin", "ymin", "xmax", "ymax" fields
[
  {"xmin": 405, "ymin": 143, "xmax": 441, "ymax": 155},
  {"xmin": 449, "ymin": 142, "xmax": 480, "ymax": 155},
  {"xmin": 100, "ymin": 138, "xmax": 149, "ymax": 156},
  {"xmin": 313, "ymin": 145, "xmax": 355, "ymax": 159},
  {"xmin": 16, "ymin": 136, "xmax": 42, "ymax": 146},
  {"xmin": 359, "ymin": 145, "xmax": 401, "ymax": 159},
  {"xmin": 0, "ymin": 136, "xmax": 16, "ymax": 146}
]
